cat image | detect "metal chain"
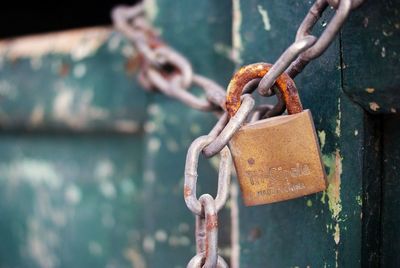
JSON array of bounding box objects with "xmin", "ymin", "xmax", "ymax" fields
[{"xmin": 112, "ymin": 1, "xmax": 364, "ymax": 267}]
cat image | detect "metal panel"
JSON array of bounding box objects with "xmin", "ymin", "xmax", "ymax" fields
[
  {"xmin": 342, "ymin": 0, "xmax": 400, "ymax": 114},
  {"xmin": 235, "ymin": 1, "xmax": 366, "ymax": 266},
  {"xmin": 0, "ymin": 28, "xmax": 147, "ymax": 132}
]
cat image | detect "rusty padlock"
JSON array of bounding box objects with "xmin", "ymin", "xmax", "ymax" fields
[{"xmin": 226, "ymin": 63, "xmax": 327, "ymax": 206}]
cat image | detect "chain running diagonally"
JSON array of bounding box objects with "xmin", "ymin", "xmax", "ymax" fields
[{"xmin": 112, "ymin": 1, "xmax": 364, "ymax": 267}]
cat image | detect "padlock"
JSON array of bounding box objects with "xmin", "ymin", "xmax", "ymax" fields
[{"xmin": 226, "ymin": 63, "xmax": 327, "ymax": 206}]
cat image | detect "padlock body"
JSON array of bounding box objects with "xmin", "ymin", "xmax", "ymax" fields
[{"xmin": 230, "ymin": 110, "xmax": 327, "ymax": 206}]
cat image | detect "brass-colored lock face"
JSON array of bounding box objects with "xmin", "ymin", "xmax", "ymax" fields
[{"xmin": 229, "ymin": 110, "xmax": 327, "ymax": 206}]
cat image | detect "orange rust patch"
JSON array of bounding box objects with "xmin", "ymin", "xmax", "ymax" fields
[
  {"xmin": 226, "ymin": 62, "xmax": 303, "ymax": 117},
  {"xmin": 184, "ymin": 186, "xmax": 192, "ymax": 198},
  {"xmin": 125, "ymin": 55, "xmax": 142, "ymax": 76},
  {"xmin": 206, "ymin": 214, "xmax": 218, "ymax": 230},
  {"xmin": 58, "ymin": 62, "xmax": 70, "ymax": 77}
]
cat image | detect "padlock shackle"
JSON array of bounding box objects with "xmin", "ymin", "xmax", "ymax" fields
[{"xmin": 226, "ymin": 63, "xmax": 303, "ymax": 117}]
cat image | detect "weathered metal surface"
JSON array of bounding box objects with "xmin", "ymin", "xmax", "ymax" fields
[
  {"xmin": 235, "ymin": 1, "xmax": 367, "ymax": 267},
  {"xmin": 230, "ymin": 110, "xmax": 327, "ymax": 206},
  {"xmin": 341, "ymin": 0, "xmax": 400, "ymax": 114},
  {"xmin": 0, "ymin": 12, "xmax": 229, "ymax": 267},
  {"xmin": 225, "ymin": 63, "xmax": 302, "ymax": 117},
  {"xmin": 381, "ymin": 115, "xmax": 400, "ymax": 268},
  {"xmin": 0, "ymin": 134, "xmax": 146, "ymax": 268},
  {"xmin": 0, "ymin": 27, "xmax": 147, "ymax": 132}
]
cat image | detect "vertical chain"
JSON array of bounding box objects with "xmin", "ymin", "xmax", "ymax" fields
[{"xmin": 184, "ymin": 137, "xmax": 232, "ymax": 267}]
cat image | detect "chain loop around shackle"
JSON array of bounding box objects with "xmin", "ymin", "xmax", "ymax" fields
[
  {"xmin": 257, "ymin": 35, "xmax": 316, "ymax": 96},
  {"xmin": 184, "ymin": 136, "xmax": 232, "ymax": 215},
  {"xmin": 203, "ymin": 95, "xmax": 255, "ymax": 158}
]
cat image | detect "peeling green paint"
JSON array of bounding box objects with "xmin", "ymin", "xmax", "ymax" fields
[
  {"xmin": 232, "ymin": 0, "xmax": 243, "ymax": 64},
  {"xmin": 335, "ymin": 98, "xmax": 341, "ymax": 137},
  {"xmin": 322, "ymin": 150, "xmax": 343, "ymax": 221},
  {"xmin": 144, "ymin": 0, "xmax": 159, "ymax": 25},
  {"xmin": 213, "ymin": 43, "xmax": 234, "ymax": 62},
  {"xmin": 334, "ymin": 223, "xmax": 341, "ymax": 244},
  {"xmin": 356, "ymin": 195, "xmax": 362, "ymax": 206},
  {"xmin": 257, "ymin": 5, "xmax": 271, "ymax": 31},
  {"xmin": 318, "ymin": 130, "xmax": 326, "ymax": 150}
]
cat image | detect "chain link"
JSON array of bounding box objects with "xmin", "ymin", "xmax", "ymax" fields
[{"xmin": 112, "ymin": 1, "xmax": 363, "ymax": 266}]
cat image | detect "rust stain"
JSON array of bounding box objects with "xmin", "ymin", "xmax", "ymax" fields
[
  {"xmin": 206, "ymin": 214, "xmax": 218, "ymax": 230},
  {"xmin": 184, "ymin": 186, "xmax": 192, "ymax": 198},
  {"xmin": 58, "ymin": 62, "xmax": 70, "ymax": 77},
  {"xmin": 226, "ymin": 62, "xmax": 303, "ymax": 117},
  {"xmin": 125, "ymin": 55, "xmax": 143, "ymax": 76}
]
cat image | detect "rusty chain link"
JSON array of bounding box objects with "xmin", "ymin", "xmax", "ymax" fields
[{"xmin": 112, "ymin": 1, "xmax": 364, "ymax": 266}]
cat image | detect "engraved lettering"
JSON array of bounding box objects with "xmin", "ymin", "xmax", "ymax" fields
[{"xmin": 245, "ymin": 163, "xmax": 312, "ymax": 185}]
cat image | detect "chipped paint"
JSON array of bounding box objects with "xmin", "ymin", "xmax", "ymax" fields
[
  {"xmin": 190, "ymin": 123, "xmax": 201, "ymax": 135},
  {"xmin": 0, "ymin": 27, "xmax": 110, "ymax": 60},
  {"xmin": 390, "ymin": 107, "xmax": 397, "ymax": 113},
  {"xmin": 166, "ymin": 138, "xmax": 179, "ymax": 152},
  {"xmin": 155, "ymin": 230, "xmax": 168, "ymax": 242},
  {"xmin": 52, "ymin": 84, "xmax": 109, "ymax": 128},
  {"xmin": 114, "ymin": 120, "xmax": 140, "ymax": 133},
  {"xmin": 108, "ymin": 34, "xmax": 122, "ymax": 52},
  {"xmin": 122, "ymin": 45, "xmax": 135, "ymax": 57},
  {"xmin": 144, "ymin": 121, "xmax": 157, "ymax": 133},
  {"xmin": 30, "ymin": 57, "xmax": 43, "ymax": 70},
  {"xmin": 27, "ymin": 218, "xmax": 59, "ymax": 268},
  {"xmin": 333, "ymin": 223, "xmax": 340, "ymax": 244},
  {"xmin": 0, "ymin": 79, "xmax": 18, "ymax": 99},
  {"xmin": 99, "ymin": 181, "xmax": 117, "ymax": 199},
  {"xmin": 95, "ymin": 159, "xmax": 114, "ymax": 179},
  {"xmin": 257, "ymin": 5, "xmax": 271, "ymax": 31},
  {"xmin": 318, "ymin": 130, "xmax": 326, "ymax": 150},
  {"xmin": 0, "ymin": 159, "xmax": 62, "ymax": 189},
  {"xmin": 168, "ymin": 235, "xmax": 190, "ymax": 247},
  {"xmin": 232, "ymin": 0, "xmax": 243, "ymax": 64},
  {"xmin": 178, "ymin": 222, "xmax": 190, "ymax": 233},
  {"xmin": 322, "ymin": 150, "xmax": 343, "ymax": 221},
  {"xmin": 369, "ymin": 102, "xmax": 380, "ymax": 111},
  {"xmin": 148, "ymin": 137, "xmax": 161, "ymax": 153},
  {"xmin": 144, "ymin": 170, "xmax": 156, "ymax": 183},
  {"xmin": 73, "ymin": 63, "xmax": 87, "ymax": 78},
  {"xmin": 124, "ymin": 248, "xmax": 146, "ymax": 268},
  {"xmin": 365, "ymin": 87, "xmax": 375, "ymax": 93},
  {"xmin": 214, "ymin": 42, "xmax": 235, "ymax": 61},
  {"xmin": 381, "ymin": 46, "xmax": 386, "ymax": 58},
  {"xmin": 30, "ymin": 105, "xmax": 45, "ymax": 126},
  {"xmin": 321, "ymin": 150, "xmax": 343, "ymax": 253},
  {"xmin": 356, "ymin": 195, "xmax": 362, "ymax": 206},
  {"xmin": 144, "ymin": 0, "xmax": 159, "ymax": 24},
  {"xmin": 64, "ymin": 184, "xmax": 82, "ymax": 205},
  {"xmin": 306, "ymin": 200, "xmax": 313, "ymax": 207},
  {"xmin": 88, "ymin": 241, "xmax": 103, "ymax": 256},
  {"xmin": 335, "ymin": 99, "xmax": 341, "ymax": 137},
  {"xmin": 354, "ymin": 129, "xmax": 359, "ymax": 136},
  {"xmin": 143, "ymin": 235, "xmax": 155, "ymax": 253}
]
